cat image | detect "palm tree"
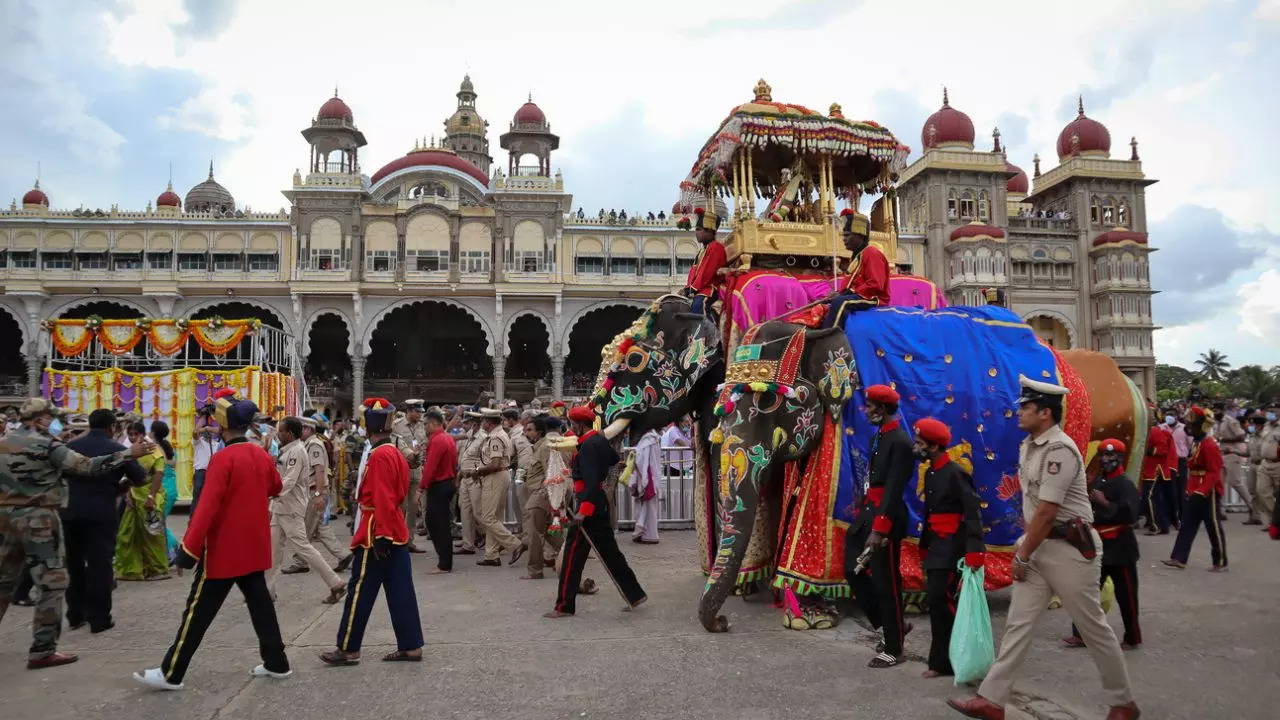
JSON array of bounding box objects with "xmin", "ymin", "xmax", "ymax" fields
[
  {"xmin": 1195, "ymin": 349, "xmax": 1230, "ymax": 382},
  {"xmin": 1230, "ymin": 365, "xmax": 1278, "ymax": 404}
]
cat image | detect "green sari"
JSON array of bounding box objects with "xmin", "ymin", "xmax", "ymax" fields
[{"xmin": 115, "ymin": 450, "xmax": 169, "ymax": 581}]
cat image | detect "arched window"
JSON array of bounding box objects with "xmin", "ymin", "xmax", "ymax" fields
[
  {"xmin": 308, "ymin": 217, "xmax": 344, "ymax": 271},
  {"xmin": 1117, "ymin": 198, "xmax": 1128, "ymax": 226},
  {"xmin": 1090, "ymin": 196, "xmax": 1101, "ymax": 225},
  {"xmin": 959, "ymin": 191, "xmax": 976, "ymax": 220},
  {"xmin": 947, "ymin": 190, "xmax": 958, "ymax": 219},
  {"xmin": 1102, "ymin": 196, "xmax": 1116, "ymax": 226},
  {"xmin": 994, "ymin": 251, "xmax": 1006, "ymax": 276}
]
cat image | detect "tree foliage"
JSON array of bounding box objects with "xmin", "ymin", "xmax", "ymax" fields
[{"xmin": 1194, "ymin": 349, "xmax": 1230, "ymax": 382}]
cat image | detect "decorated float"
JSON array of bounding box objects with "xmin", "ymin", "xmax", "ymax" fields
[
  {"xmin": 42, "ymin": 315, "xmax": 300, "ymax": 501},
  {"xmin": 587, "ymin": 81, "xmax": 1149, "ymax": 632}
]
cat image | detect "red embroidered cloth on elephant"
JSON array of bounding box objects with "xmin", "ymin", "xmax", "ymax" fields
[{"xmin": 770, "ymin": 415, "xmax": 851, "ymax": 596}]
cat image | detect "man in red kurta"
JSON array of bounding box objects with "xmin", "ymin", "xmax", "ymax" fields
[
  {"xmin": 1165, "ymin": 407, "xmax": 1227, "ymax": 571},
  {"xmin": 1140, "ymin": 417, "xmax": 1176, "ymax": 534},
  {"xmin": 135, "ymin": 397, "xmax": 290, "ymax": 691},
  {"xmin": 321, "ymin": 398, "xmax": 424, "ymax": 666},
  {"xmin": 823, "ymin": 209, "xmax": 889, "ymax": 329},
  {"xmin": 682, "ymin": 207, "xmax": 727, "ymax": 319}
]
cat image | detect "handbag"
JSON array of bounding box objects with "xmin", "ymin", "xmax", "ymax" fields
[{"xmin": 949, "ymin": 559, "xmax": 995, "ymax": 686}]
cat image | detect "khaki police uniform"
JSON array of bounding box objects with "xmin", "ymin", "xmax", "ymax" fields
[
  {"xmin": 1215, "ymin": 414, "xmax": 1255, "ymax": 519},
  {"xmin": 1258, "ymin": 421, "xmax": 1280, "ymax": 522},
  {"xmin": 508, "ymin": 424, "xmax": 532, "ymax": 535},
  {"xmin": 978, "ymin": 381, "xmax": 1135, "ymax": 709},
  {"xmin": 302, "ymin": 431, "xmax": 348, "ymax": 561},
  {"xmin": 477, "ymin": 426, "xmax": 521, "ymax": 561},
  {"xmin": 521, "ymin": 436, "xmax": 563, "ymax": 576},
  {"xmin": 392, "ymin": 413, "xmax": 428, "ymax": 538},
  {"xmin": 457, "ymin": 425, "xmax": 486, "ymax": 552},
  {"xmin": 266, "ymin": 439, "xmax": 340, "ymax": 594}
]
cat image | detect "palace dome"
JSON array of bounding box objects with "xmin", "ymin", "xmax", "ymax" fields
[
  {"xmin": 317, "ymin": 92, "xmax": 354, "ymax": 122},
  {"xmin": 921, "ymin": 88, "xmax": 975, "ymax": 150},
  {"xmin": 185, "ymin": 164, "xmax": 236, "ymax": 213},
  {"xmin": 156, "ymin": 182, "xmax": 182, "ymax": 208},
  {"xmin": 1006, "ymin": 161, "xmax": 1029, "ymax": 195},
  {"xmin": 1056, "ymin": 97, "xmax": 1110, "ymax": 160},
  {"xmin": 22, "ymin": 182, "xmax": 48, "ymax": 207},
  {"xmin": 1091, "ymin": 229, "xmax": 1147, "ymax": 248},
  {"xmin": 513, "ymin": 99, "xmax": 547, "ymax": 127},
  {"xmin": 370, "ymin": 147, "xmax": 489, "ymax": 186}
]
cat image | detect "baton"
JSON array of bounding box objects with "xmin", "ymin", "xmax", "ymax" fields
[
  {"xmin": 575, "ymin": 520, "xmax": 637, "ymax": 609},
  {"xmin": 852, "ymin": 545, "xmax": 875, "ymax": 576}
]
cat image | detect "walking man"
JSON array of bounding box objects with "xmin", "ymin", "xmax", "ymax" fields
[
  {"xmin": 1, "ymin": 399, "xmax": 152, "ymax": 669},
  {"xmin": 467, "ymin": 409, "xmax": 524, "ymax": 567},
  {"xmin": 519, "ymin": 415, "xmax": 562, "ymax": 579},
  {"xmin": 414, "ymin": 407, "xmax": 457, "ymax": 574},
  {"xmin": 135, "ymin": 396, "xmax": 290, "ymax": 690},
  {"xmin": 1214, "ymin": 402, "xmax": 1255, "ymax": 522},
  {"xmin": 846, "ymin": 384, "xmax": 914, "ymax": 669},
  {"xmin": 265, "ymin": 417, "xmax": 346, "ymax": 604},
  {"xmin": 948, "ymin": 376, "xmax": 1138, "ymax": 720},
  {"xmin": 913, "ymin": 417, "xmax": 984, "ymax": 679},
  {"xmin": 62, "ymin": 409, "xmax": 148, "ymax": 633},
  {"xmin": 392, "ymin": 400, "xmax": 428, "ymax": 549},
  {"xmin": 1164, "ymin": 407, "xmax": 1228, "ymax": 571},
  {"xmin": 545, "ymin": 406, "xmax": 646, "ymax": 618},
  {"xmin": 454, "ymin": 412, "xmax": 485, "ymax": 555},
  {"xmin": 1141, "ymin": 413, "xmax": 1176, "ymax": 535},
  {"xmin": 283, "ymin": 417, "xmax": 352, "ymax": 574},
  {"xmin": 1256, "ymin": 404, "xmax": 1280, "ymax": 527},
  {"xmin": 321, "ymin": 398, "xmax": 424, "ymax": 666}
]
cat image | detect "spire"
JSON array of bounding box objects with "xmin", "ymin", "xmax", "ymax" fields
[
  {"xmin": 208, "ymin": 159, "xmax": 215, "ymax": 179},
  {"xmin": 1033, "ymin": 153, "xmax": 1042, "ymax": 178},
  {"xmin": 942, "ymin": 86, "xmax": 950, "ymax": 108},
  {"xmin": 334, "ymin": 85, "xmax": 339, "ymax": 97},
  {"xmin": 1077, "ymin": 95, "xmax": 1085, "ymax": 117},
  {"xmin": 1130, "ymin": 136, "xmax": 1140, "ymax": 161},
  {"xmin": 528, "ymin": 92, "xmax": 532, "ymax": 103},
  {"xmin": 992, "ymin": 126, "xmax": 1002, "ymax": 153}
]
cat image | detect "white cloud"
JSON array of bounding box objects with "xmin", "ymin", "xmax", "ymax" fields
[
  {"xmin": 1237, "ymin": 269, "xmax": 1280, "ymax": 342},
  {"xmin": 1163, "ymin": 73, "xmax": 1222, "ymax": 103},
  {"xmin": 1256, "ymin": 0, "xmax": 1280, "ymax": 21},
  {"xmin": 1229, "ymin": 40, "xmax": 1255, "ymax": 56},
  {"xmin": 158, "ymin": 87, "xmax": 252, "ymax": 141}
]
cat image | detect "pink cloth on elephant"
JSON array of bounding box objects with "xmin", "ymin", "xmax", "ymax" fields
[{"xmin": 726, "ymin": 271, "xmax": 947, "ymax": 335}]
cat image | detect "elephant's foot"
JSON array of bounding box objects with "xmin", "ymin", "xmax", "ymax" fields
[
  {"xmin": 706, "ymin": 615, "xmax": 730, "ymax": 633},
  {"xmin": 783, "ymin": 605, "xmax": 839, "ymax": 631}
]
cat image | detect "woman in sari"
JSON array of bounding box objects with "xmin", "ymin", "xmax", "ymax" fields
[
  {"xmin": 115, "ymin": 421, "xmax": 171, "ymax": 581},
  {"xmin": 152, "ymin": 422, "xmax": 180, "ymax": 560}
]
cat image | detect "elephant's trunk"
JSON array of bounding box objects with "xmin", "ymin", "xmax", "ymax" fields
[{"xmin": 698, "ymin": 479, "xmax": 760, "ymax": 633}]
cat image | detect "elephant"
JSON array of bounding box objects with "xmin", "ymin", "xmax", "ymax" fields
[
  {"xmin": 698, "ymin": 321, "xmax": 853, "ymax": 631},
  {"xmin": 697, "ymin": 304, "xmax": 1151, "ymax": 633}
]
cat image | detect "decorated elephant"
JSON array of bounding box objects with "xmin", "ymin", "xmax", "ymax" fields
[{"xmin": 695, "ymin": 305, "xmax": 1149, "ymax": 632}]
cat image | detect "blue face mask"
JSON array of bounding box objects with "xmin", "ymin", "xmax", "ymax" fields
[
  {"xmin": 1248, "ymin": 425, "xmax": 1257, "ymax": 434},
  {"xmin": 47, "ymin": 418, "xmax": 64, "ymax": 436},
  {"xmin": 1268, "ymin": 412, "xmax": 1277, "ymax": 422},
  {"xmin": 1164, "ymin": 415, "xmax": 1175, "ymax": 425},
  {"xmin": 258, "ymin": 423, "xmax": 271, "ymax": 434}
]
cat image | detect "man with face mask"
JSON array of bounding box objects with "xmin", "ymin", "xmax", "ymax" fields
[
  {"xmin": 1166, "ymin": 411, "xmax": 1189, "ymax": 528},
  {"xmin": 913, "ymin": 417, "xmax": 985, "ymax": 679},
  {"xmin": 1212, "ymin": 402, "xmax": 1256, "ymax": 523},
  {"xmin": 0, "ymin": 398, "xmax": 153, "ymax": 669},
  {"xmin": 845, "ymin": 384, "xmax": 914, "ymax": 669},
  {"xmin": 1163, "ymin": 407, "xmax": 1227, "ymax": 572},
  {"xmin": 1063, "ymin": 439, "xmax": 1142, "ymax": 651},
  {"xmin": 1256, "ymin": 404, "xmax": 1280, "ymax": 530},
  {"xmin": 1140, "ymin": 413, "xmax": 1176, "ymax": 535},
  {"xmin": 823, "ymin": 209, "xmax": 890, "ymax": 330}
]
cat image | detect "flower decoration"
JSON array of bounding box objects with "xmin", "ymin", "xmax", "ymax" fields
[
  {"xmin": 175, "ymin": 318, "xmax": 190, "ymax": 331},
  {"xmin": 135, "ymin": 317, "xmax": 153, "ymax": 331},
  {"xmin": 208, "ymin": 315, "xmax": 225, "ymax": 330},
  {"xmin": 676, "ymin": 216, "xmax": 692, "ymax": 230}
]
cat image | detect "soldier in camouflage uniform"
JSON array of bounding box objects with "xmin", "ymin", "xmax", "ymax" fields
[{"xmin": 0, "ymin": 398, "xmax": 152, "ymax": 669}]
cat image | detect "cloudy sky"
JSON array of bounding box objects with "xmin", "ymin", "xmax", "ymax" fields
[{"xmin": 4, "ymin": 0, "xmax": 1278, "ymax": 369}]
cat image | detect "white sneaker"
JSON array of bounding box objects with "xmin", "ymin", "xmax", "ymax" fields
[
  {"xmin": 251, "ymin": 664, "xmax": 293, "ymax": 679},
  {"xmin": 133, "ymin": 667, "xmax": 183, "ymax": 691}
]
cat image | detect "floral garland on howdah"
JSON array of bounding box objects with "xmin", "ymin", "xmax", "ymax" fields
[{"xmin": 45, "ymin": 317, "xmax": 263, "ymax": 357}]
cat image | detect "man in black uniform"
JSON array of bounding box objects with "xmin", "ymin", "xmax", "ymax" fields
[
  {"xmin": 1064, "ymin": 439, "xmax": 1142, "ymax": 650},
  {"xmin": 544, "ymin": 405, "xmax": 646, "ymax": 618},
  {"xmin": 914, "ymin": 417, "xmax": 986, "ymax": 679},
  {"xmin": 845, "ymin": 384, "xmax": 915, "ymax": 668},
  {"xmin": 63, "ymin": 409, "xmax": 147, "ymax": 632}
]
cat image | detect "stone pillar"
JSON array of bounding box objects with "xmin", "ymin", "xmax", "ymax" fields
[
  {"xmin": 551, "ymin": 356, "xmax": 565, "ymax": 401},
  {"xmin": 493, "ymin": 355, "xmax": 506, "ymax": 402},
  {"xmin": 26, "ymin": 353, "xmax": 41, "ymax": 398},
  {"xmin": 351, "ymin": 354, "xmax": 366, "ymax": 418}
]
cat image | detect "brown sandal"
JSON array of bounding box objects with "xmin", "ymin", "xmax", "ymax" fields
[
  {"xmin": 381, "ymin": 650, "xmax": 422, "ymax": 662},
  {"xmin": 319, "ymin": 650, "xmax": 359, "ymax": 666}
]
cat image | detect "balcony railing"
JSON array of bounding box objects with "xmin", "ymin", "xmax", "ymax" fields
[{"xmin": 1007, "ymin": 216, "xmax": 1077, "ymax": 232}]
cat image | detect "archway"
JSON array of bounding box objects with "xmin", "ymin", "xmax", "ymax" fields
[
  {"xmin": 55, "ymin": 301, "xmax": 148, "ymax": 370},
  {"xmin": 0, "ymin": 310, "xmax": 26, "ymax": 396},
  {"xmin": 306, "ymin": 313, "xmax": 353, "ymax": 412},
  {"xmin": 564, "ymin": 304, "xmax": 644, "ymax": 393},
  {"xmin": 367, "ymin": 301, "xmax": 493, "ymax": 381},
  {"xmin": 1026, "ymin": 314, "xmax": 1072, "ymax": 349},
  {"xmin": 506, "ymin": 314, "xmax": 550, "ymax": 380}
]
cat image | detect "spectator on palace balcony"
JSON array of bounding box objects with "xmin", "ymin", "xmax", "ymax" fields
[{"xmin": 658, "ymin": 210, "xmax": 667, "ymax": 221}]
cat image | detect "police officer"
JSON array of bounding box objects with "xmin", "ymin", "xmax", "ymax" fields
[
  {"xmin": 948, "ymin": 376, "xmax": 1138, "ymax": 720},
  {"xmin": 392, "ymin": 400, "xmax": 428, "ymax": 550},
  {"xmin": 0, "ymin": 398, "xmax": 152, "ymax": 669}
]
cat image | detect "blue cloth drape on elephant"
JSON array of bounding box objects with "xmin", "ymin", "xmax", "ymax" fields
[{"xmin": 839, "ymin": 306, "xmax": 1057, "ymax": 548}]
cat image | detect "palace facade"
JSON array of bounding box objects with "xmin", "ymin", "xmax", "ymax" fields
[{"xmin": 0, "ymin": 79, "xmax": 1156, "ymax": 413}]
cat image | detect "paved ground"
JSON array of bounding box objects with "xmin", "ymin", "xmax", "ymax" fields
[{"xmin": 1, "ymin": 515, "xmax": 1277, "ymax": 720}]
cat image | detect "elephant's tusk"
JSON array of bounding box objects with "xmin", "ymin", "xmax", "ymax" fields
[{"xmin": 601, "ymin": 417, "xmax": 632, "ymax": 440}]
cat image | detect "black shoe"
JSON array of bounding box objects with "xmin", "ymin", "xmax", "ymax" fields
[
  {"xmin": 281, "ymin": 565, "xmax": 309, "ymax": 575},
  {"xmin": 334, "ymin": 555, "xmax": 354, "ymax": 573},
  {"xmin": 67, "ymin": 620, "xmax": 86, "ymax": 631},
  {"xmin": 90, "ymin": 620, "xmax": 115, "ymax": 634}
]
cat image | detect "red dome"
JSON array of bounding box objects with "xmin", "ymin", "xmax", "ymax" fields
[
  {"xmin": 318, "ymin": 94, "xmax": 353, "ymax": 122},
  {"xmin": 1056, "ymin": 97, "xmax": 1110, "ymax": 160},
  {"xmin": 513, "ymin": 100, "xmax": 546, "ymax": 126},
  {"xmin": 1091, "ymin": 229, "xmax": 1146, "ymax": 248},
  {"xmin": 156, "ymin": 183, "xmax": 181, "ymax": 208},
  {"xmin": 921, "ymin": 88, "xmax": 975, "ymax": 150},
  {"xmin": 1006, "ymin": 162, "xmax": 1029, "ymax": 195},
  {"xmin": 950, "ymin": 222, "xmax": 1007, "ymax": 242},
  {"xmin": 22, "ymin": 183, "xmax": 48, "ymax": 207},
  {"xmin": 370, "ymin": 149, "xmax": 489, "ymax": 186},
  {"xmin": 671, "ymin": 201, "xmax": 691, "ymax": 214}
]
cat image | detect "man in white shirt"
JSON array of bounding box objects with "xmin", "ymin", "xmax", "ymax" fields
[
  {"xmin": 191, "ymin": 412, "xmax": 224, "ymax": 516},
  {"xmin": 661, "ymin": 419, "xmax": 693, "ymax": 479}
]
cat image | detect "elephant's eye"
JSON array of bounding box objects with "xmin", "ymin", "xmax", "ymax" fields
[
  {"xmin": 624, "ymin": 348, "xmax": 649, "ymax": 372},
  {"xmin": 754, "ymin": 391, "xmax": 781, "ymax": 414}
]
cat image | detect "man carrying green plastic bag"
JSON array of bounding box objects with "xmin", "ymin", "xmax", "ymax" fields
[
  {"xmin": 911, "ymin": 418, "xmax": 989, "ymax": 681},
  {"xmin": 950, "ymin": 559, "xmax": 995, "ymax": 685}
]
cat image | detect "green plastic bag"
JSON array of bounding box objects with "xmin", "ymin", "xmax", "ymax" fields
[
  {"xmin": 949, "ymin": 560, "xmax": 995, "ymax": 686},
  {"xmin": 1100, "ymin": 576, "xmax": 1115, "ymax": 614}
]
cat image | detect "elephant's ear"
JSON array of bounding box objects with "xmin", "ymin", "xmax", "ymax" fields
[{"xmin": 802, "ymin": 327, "xmax": 856, "ymax": 419}]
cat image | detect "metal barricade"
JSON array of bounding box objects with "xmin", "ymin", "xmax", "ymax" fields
[
  {"xmin": 500, "ymin": 445, "xmax": 697, "ymax": 531},
  {"xmin": 1222, "ymin": 454, "xmax": 1251, "ymax": 513}
]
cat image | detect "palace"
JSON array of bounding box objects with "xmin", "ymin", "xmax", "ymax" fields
[{"xmin": 0, "ymin": 79, "xmax": 1156, "ymax": 414}]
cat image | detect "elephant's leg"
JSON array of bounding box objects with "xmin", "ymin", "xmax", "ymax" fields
[{"xmin": 699, "ymin": 479, "xmax": 760, "ymax": 633}]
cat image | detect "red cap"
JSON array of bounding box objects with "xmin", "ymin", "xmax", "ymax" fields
[
  {"xmin": 913, "ymin": 417, "xmax": 951, "ymax": 447},
  {"xmin": 840, "ymin": 208, "xmax": 854, "ymax": 217},
  {"xmin": 550, "ymin": 401, "xmax": 566, "ymax": 409},
  {"xmin": 694, "ymin": 207, "xmax": 705, "ymax": 216},
  {"xmin": 212, "ymin": 388, "xmax": 237, "ymax": 400},
  {"xmin": 865, "ymin": 384, "xmax": 900, "ymax": 405},
  {"xmin": 567, "ymin": 406, "xmax": 596, "ymax": 424},
  {"xmin": 1099, "ymin": 438, "xmax": 1126, "ymax": 455}
]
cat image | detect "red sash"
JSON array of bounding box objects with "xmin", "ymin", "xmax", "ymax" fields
[
  {"xmin": 1095, "ymin": 524, "xmax": 1123, "ymax": 539},
  {"xmin": 927, "ymin": 512, "xmax": 961, "ymax": 537},
  {"xmin": 865, "ymin": 487, "xmax": 885, "ymax": 505}
]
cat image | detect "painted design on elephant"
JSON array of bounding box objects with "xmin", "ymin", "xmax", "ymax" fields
[
  {"xmin": 771, "ymin": 426, "xmax": 788, "ymax": 451},
  {"xmin": 817, "ymin": 347, "xmax": 854, "ymax": 407},
  {"xmin": 793, "ymin": 407, "xmax": 819, "ymax": 448},
  {"xmin": 915, "ymin": 440, "xmax": 974, "ymax": 499},
  {"xmin": 680, "ymin": 334, "xmax": 708, "ymax": 371}
]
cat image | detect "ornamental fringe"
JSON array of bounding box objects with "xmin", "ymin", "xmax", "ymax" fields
[
  {"xmin": 47, "ymin": 318, "xmax": 263, "ymax": 358},
  {"xmin": 712, "ymin": 380, "xmax": 798, "ymax": 417}
]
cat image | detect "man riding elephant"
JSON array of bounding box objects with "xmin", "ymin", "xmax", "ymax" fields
[{"xmin": 822, "ymin": 209, "xmax": 890, "ymax": 329}]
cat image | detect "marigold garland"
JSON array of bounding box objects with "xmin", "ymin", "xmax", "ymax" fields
[{"xmin": 46, "ymin": 317, "xmax": 262, "ymax": 358}]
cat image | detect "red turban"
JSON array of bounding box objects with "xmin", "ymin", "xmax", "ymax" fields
[
  {"xmin": 865, "ymin": 384, "xmax": 900, "ymax": 405},
  {"xmin": 913, "ymin": 417, "xmax": 951, "ymax": 447},
  {"xmin": 567, "ymin": 405, "xmax": 596, "ymax": 424},
  {"xmin": 212, "ymin": 388, "xmax": 237, "ymax": 400},
  {"xmin": 551, "ymin": 401, "xmax": 566, "ymax": 409},
  {"xmin": 1099, "ymin": 438, "xmax": 1127, "ymax": 455}
]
